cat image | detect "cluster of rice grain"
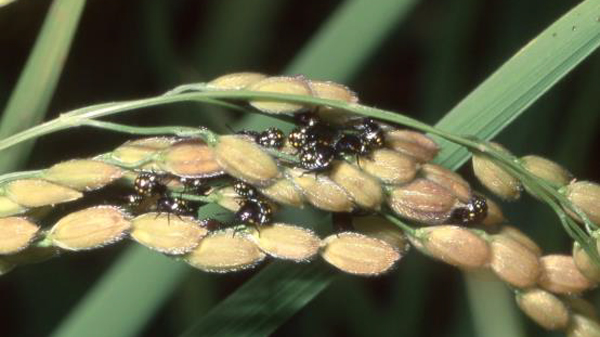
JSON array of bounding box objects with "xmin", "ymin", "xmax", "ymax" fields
[
  {"xmin": 0, "ymin": 138, "xmax": 223, "ymax": 218},
  {"xmin": 469, "ymin": 140, "xmax": 600, "ymax": 332},
  {"xmin": 408, "ymin": 222, "xmax": 600, "ymax": 334},
  {"xmin": 214, "ymin": 120, "xmax": 491, "ymax": 225},
  {"xmin": 0, "ymin": 73, "xmax": 491, "ymax": 228},
  {"xmin": 208, "ymin": 74, "xmax": 474, "ymax": 221},
  {"xmin": 0, "ymin": 122, "xmax": 417, "ymax": 273},
  {"xmin": 1, "ymin": 73, "xmax": 600, "ymax": 333},
  {"xmin": 0, "ymin": 206, "xmax": 409, "ymax": 276},
  {"xmin": 0, "ymin": 140, "xmax": 597, "ymax": 333},
  {"xmin": 208, "ymin": 72, "xmax": 360, "ymax": 124}
]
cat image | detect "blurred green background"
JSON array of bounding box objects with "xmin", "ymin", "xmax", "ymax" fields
[{"xmin": 0, "ymin": 0, "xmax": 599, "ymax": 336}]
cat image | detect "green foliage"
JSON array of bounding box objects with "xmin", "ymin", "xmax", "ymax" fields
[
  {"xmin": 0, "ymin": 0, "xmax": 85, "ymax": 173},
  {"xmin": 434, "ymin": 0, "xmax": 600, "ymax": 170}
]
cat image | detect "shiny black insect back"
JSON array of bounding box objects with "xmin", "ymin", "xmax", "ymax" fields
[
  {"xmin": 156, "ymin": 195, "xmax": 191, "ymax": 216},
  {"xmin": 449, "ymin": 195, "xmax": 488, "ymax": 225},
  {"xmin": 352, "ymin": 118, "xmax": 385, "ymax": 150},
  {"xmin": 237, "ymin": 128, "xmax": 285, "ymax": 149},
  {"xmin": 299, "ymin": 143, "xmax": 335, "ymax": 172},
  {"xmin": 232, "ymin": 179, "xmax": 259, "ymax": 199},
  {"xmin": 128, "ymin": 171, "xmax": 201, "ymax": 218},
  {"xmin": 289, "ymin": 114, "xmax": 388, "ymax": 172},
  {"xmin": 235, "ymin": 198, "xmax": 273, "ymax": 226},
  {"xmin": 288, "ymin": 112, "xmax": 341, "ymax": 172},
  {"xmin": 335, "ymin": 134, "xmax": 370, "ymax": 157},
  {"xmin": 126, "ymin": 193, "xmax": 144, "ymax": 208},
  {"xmin": 134, "ymin": 172, "xmax": 168, "ymax": 196},
  {"xmin": 231, "ymin": 179, "xmax": 273, "ymax": 226},
  {"xmin": 179, "ymin": 177, "xmax": 210, "ymax": 196},
  {"xmin": 257, "ymin": 127, "xmax": 285, "ymax": 149}
]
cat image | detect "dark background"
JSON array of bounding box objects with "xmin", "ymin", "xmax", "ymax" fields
[{"xmin": 0, "ymin": 0, "xmax": 599, "ymax": 336}]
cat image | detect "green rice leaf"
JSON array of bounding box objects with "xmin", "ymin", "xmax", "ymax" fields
[
  {"xmin": 286, "ymin": 0, "xmax": 418, "ymax": 82},
  {"xmin": 0, "ymin": 0, "xmax": 86, "ymax": 173},
  {"xmin": 48, "ymin": 247, "xmax": 188, "ymax": 337},
  {"xmin": 434, "ymin": 0, "xmax": 600, "ymax": 170},
  {"xmin": 180, "ymin": 262, "xmax": 333, "ymax": 337}
]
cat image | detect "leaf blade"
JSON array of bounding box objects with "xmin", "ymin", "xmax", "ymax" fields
[
  {"xmin": 0, "ymin": 0, "xmax": 86, "ymax": 172},
  {"xmin": 48, "ymin": 247, "xmax": 188, "ymax": 337},
  {"xmin": 180, "ymin": 262, "xmax": 333, "ymax": 337},
  {"xmin": 286, "ymin": 0, "xmax": 418, "ymax": 82},
  {"xmin": 434, "ymin": 0, "xmax": 600, "ymax": 169}
]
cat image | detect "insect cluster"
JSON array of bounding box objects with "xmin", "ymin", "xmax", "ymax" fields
[
  {"xmin": 239, "ymin": 110, "xmax": 386, "ymax": 173},
  {"xmin": 289, "ymin": 111, "xmax": 385, "ymax": 172},
  {"xmin": 232, "ymin": 110, "xmax": 488, "ymax": 227},
  {"xmin": 232, "ymin": 180, "xmax": 273, "ymax": 227},
  {"xmin": 238, "ymin": 127, "xmax": 285, "ymax": 149},
  {"xmin": 127, "ymin": 172, "xmax": 205, "ymax": 218},
  {"xmin": 126, "ymin": 170, "xmax": 275, "ymax": 230}
]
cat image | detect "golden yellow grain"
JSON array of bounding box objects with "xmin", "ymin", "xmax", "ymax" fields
[
  {"xmin": 259, "ymin": 179, "xmax": 305, "ymax": 208},
  {"xmin": 472, "ymin": 142, "xmax": 522, "ymax": 201},
  {"xmin": 6, "ymin": 179, "xmax": 83, "ymax": 208},
  {"xmin": 0, "ymin": 196, "xmax": 27, "ymax": 217},
  {"xmin": 567, "ymin": 314, "xmax": 600, "ymax": 337},
  {"xmin": 185, "ymin": 229, "xmax": 266, "ymax": 273},
  {"xmin": 387, "ymin": 179, "xmax": 457, "ymax": 224},
  {"xmin": 288, "ymin": 168, "xmax": 354, "ymax": 212},
  {"xmin": 214, "ymin": 135, "xmax": 280, "ymax": 186},
  {"xmin": 248, "ymin": 223, "xmax": 321, "ymax": 261},
  {"xmin": 420, "ymin": 163, "xmax": 472, "ymax": 202},
  {"xmin": 247, "ymin": 76, "xmax": 312, "ymax": 114},
  {"xmin": 498, "ymin": 226, "xmax": 542, "ymax": 256},
  {"xmin": 419, "ymin": 226, "xmax": 490, "ymax": 269},
  {"xmin": 43, "ymin": 159, "xmax": 123, "ymax": 191},
  {"xmin": 49, "ymin": 206, "xmax": 131, "ymax": 251},
  {"xmin": 329, "ymin": 161, "xmax": 383, "ymax": 210},
  {"xmin": 489, "ymin": 235, "xmax": 541, "ymax": 288},
  {"xmin": 321, "ymin": 232, "xmax": 401, "ymax": 276},
  {"xmin": 0, "ymin": 217, "xmax": 39, "ymax": 254},
  {"xmin": 308, "ymin": 80, "xmax": 359, "ymax": 124},
  {"xmin": 131, "ymin": 213, "xmax": 208, "ymax": 255},
  {"xmin": 357, "ymin": 149, "xmax": 418, "ymax": 185},
  {"xmin": 566, "ymin": 181, "xmax": 600, "ymax": 224},
  {"xmin": 573, "ymin": 244, "xmax": 600, "ymax": 283},
  {"xmin": 538, "ymin": 255, "xmax": 594, "ymax": 294},
  {"xmin": 352, "ymin": 215, "xmax": 408, "ymax": 252},
  {"xmin": 521, "ymin": 155, "xmax": 572, "ymax": 187},
  {"xmin": 111, "ymin": 137, "xmax": 178, "ymax": 165},
  {"xmin": 516, "ymin": 289, "xmax": 570, "ymax": 330},
  {"xmin": 159, "ymin": 139, "xmax": 223, "ymax": 177},
  {"xmin": 384, "ymin": 129, "xmax": 439, "ymax": 163},
  {"xmin": 208, "ymin": 72, "xmax": 267, "ymax": 90}
]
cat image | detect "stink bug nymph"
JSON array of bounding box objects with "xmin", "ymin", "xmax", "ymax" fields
[
  {"xmin": 134, "ymin": 172, "xmax": 167, "ymax": 196},
  {"xmin": 156, "ymin": 196, "xmax": 191, "ymax": 217},
  {"xmin": 450, "ymin": 195, "xmax": 488, "ymax": 225},
  {"xmin": 233, "ymin": 180, "xmax": 259, "ymax": 199},
  {"xmin": 299, "ymin": 143, "xmax": 335, "ymax": 172},
  {"xmin": 257, "ymin": 127, "xmax": 285, "ymax": 149},
  {"xmin": 235, "ymin": 198, "xmax": 273, "ymax": 226}
]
